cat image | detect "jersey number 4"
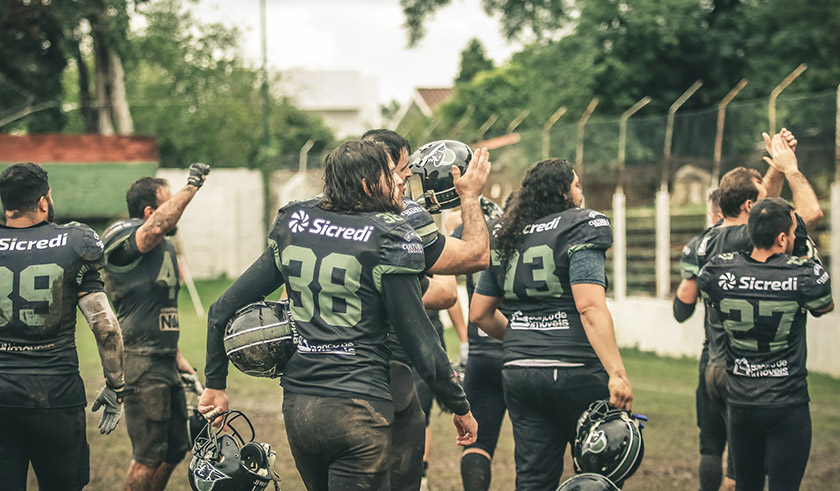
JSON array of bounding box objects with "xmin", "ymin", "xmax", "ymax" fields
[
  {"xmin": 281, "ymin": 245, "xmax": 363, "ymax": 328},
  {"xmin": 0, "ymin": 264, "xmax": 64, "ymax": 328}
]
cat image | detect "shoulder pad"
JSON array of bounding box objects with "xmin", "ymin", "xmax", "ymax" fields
[
  {"xmin": 61, "ymin": 221, "xmax": 105, "ymax": 263},
  {"xmin": 102, "ymin": 218, "xmax": 143, "ymax": 244},
  {"xmin": 567, "ymin": 209, "xmax": 613, "ymax": 254}
]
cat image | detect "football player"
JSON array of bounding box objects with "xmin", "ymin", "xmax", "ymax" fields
[
  {"xmin": 447, "ymin": 196, "xmax": 507, "ymax": 491},
  {"xmin": 674, "ymin": 130, "xmax": 821, "ymax": 489},
  {"xmin": 362, "ymin": 129, "xmax": 490, "ymax": 490},
  {"xmin": 0, "ymin": 163, "xmax": 126, "ymax": 490},
  {"xmin": 101, "ymin": 164, "xmax": 210, "ymax": 491},
  {"xmin": 698, "ymin": 198, "xmax": 833, "ymax": 490},
  {"xmin": 199, "ymin": 140, "xmax": 477, "ymax": 489},
  {"xmin": 674, "ymin": 189, "xmax": 734, "ymax": 491},
  {"xmin": 470, "ymin": 158, "xmax": 633, "ymax": 490}
]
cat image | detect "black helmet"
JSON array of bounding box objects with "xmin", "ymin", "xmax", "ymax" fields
[
  {"xmin": 188, "ymin": 410, "xmax": 281, "ymax": 491},
  {"xmin": 407, "ymin": 140, "xmax": 473, "ymax": 213},
  {"xmin": 557, "ymin": 473, "xmax": 621, "ymax": 491},
  {"xmin": 573, "ymin": 400, "xmax": 644, "ymax": 484},
  {"xmin": 224, "ymin": 300, "xmax": 296, "ymax": 378}
]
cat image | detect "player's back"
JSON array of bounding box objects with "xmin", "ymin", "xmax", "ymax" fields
[
  {"xmin": 699, "ymin": 252, "xmax": 831, "ymax": 406},
  {"xmin": 269, "ymin": 199, "xmax": 425, "ymax": 402},
  {"xmin": 486, "ymin": 208, "xmax": 613, "ymax": 364},
  {"xmin": 0, "ymin": 221, "xmax": 104, "ymax": 375}
]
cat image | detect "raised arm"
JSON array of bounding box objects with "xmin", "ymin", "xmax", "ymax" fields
[
  {"xmin": 761, "ymin": 128, "xmax": 797, "ymax": 198},
  {"xmin": 135, "ymin": 163, "xmax": 210, "ymax": 253},
  {"xmin": 763, "ymin": 133, "xmax": 822, "ymax": 228},
  {"xmin": 426, "ymin": 148, "xmax": 491, "ymax": 275}
]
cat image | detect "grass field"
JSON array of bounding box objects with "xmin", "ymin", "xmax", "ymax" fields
[{"xmin": 50, "ymin": 279, "xmax": 840, "ymax": 490}]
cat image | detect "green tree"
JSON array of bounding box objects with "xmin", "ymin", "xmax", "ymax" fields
[{"xmin": 456, "ymin": 38, "xmax": 494, "ymax": 84}]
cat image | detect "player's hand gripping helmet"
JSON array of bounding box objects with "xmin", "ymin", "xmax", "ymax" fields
[
  {"xmin": 188, "ymin": 409, "xmax": 281, "ymax": 491},
  {"xmin": 407, "ymin": 140, "xmax": 473, "ymax": 214},
  {"xmin": 573, "ymin": 400, "xmax": 644, "ymax": 485},
  {"xmin": 224, "ymin": 300, "xmax": 296, "ymax": 378},
  {"xmin": 556, "ymin": 473, "xmax": 622, "ymax": 491}
]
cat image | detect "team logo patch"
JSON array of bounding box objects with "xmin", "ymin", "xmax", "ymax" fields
[
  {"xmin": 289, "ymin": 211, "xmax": 310, "ymax": 233},
  {"xmin": 582, "ymin": 430, "xmax": 608, "ymax": 454},
  {"xmin": 192, "ymin": 461, "xmax": 230, "ymax": 490},
  {"xmin": 421, "ymin": 142, "xmax": 456, "ymax": 167},
  {"xmin": 718, "ymin": 272, "xmax": 736, "ymax": 290}
]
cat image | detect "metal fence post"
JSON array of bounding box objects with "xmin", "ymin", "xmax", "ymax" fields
[
  {"xmin": 506, "ymin": 110, "xmax": 530, "ymax": 134},
  {"xmin": 576, "ymin": 98, "xmax": 598, "ymax": 179},
  {"xmin": 769, "ymin": 64, "xmax": 807, "ymax": 133},
  {"xmin": 542, "ymin": 106, "xmax": 567, "ymax": 160},
  {"xmin": 712, "ymin": 79, "xmax": 748, "ymax": 191},
  {"xmin": 477, "ymin": 114, "xmax": 499, "ymax": 141}
]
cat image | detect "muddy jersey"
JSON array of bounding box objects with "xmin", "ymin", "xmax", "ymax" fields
[
  {"xmin": 479, "ymin": 209, "xmax": 613, "ymax": 365},
  {"xmin": 102, "ymin": 219, "xmax": 180, "ymax": 356},
  {"xmin": 271, "ymin": 200, "xmax": 425, "ymax": 401},
  {"xmin": 453, "ymin": 221, "xmax": 502, "ymax": 358},
  {"xmin": 694, "ymin": 215, "xmax": 814, "ymax": 367},
  {"xmin": 0, "ymin": 221, "xmax": 105, "ymax": 408},
  {"xmin": 698, "ymin": 252, "xmax": 831, "ymax": 407}
]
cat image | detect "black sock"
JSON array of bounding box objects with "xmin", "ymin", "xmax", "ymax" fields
[
  {"xmin": 461, "ymin": 453, "xmax": 492, "ymax": 491},
  {"xmin": 699, "ymin": 454, "xmax": 723, "ymax": 491}
]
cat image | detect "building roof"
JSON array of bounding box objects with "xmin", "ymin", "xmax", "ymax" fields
[
  {"xmin": 0, "ymin": 134, "xmax": 158, "ymax": 163},
  {"xmin": 414, "ymin": 87, "xmax": 453, "ymax": 117}
]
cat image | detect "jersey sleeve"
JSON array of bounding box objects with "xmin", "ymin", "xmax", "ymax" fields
[
  {"xmin": 566, "ymin": 209, "xmax": 614, "ymax": 258},
  {"xmin": 373, "ymin": 221, "xmax": 426, "ymax": 293},
  {"xmin": 680, "ymin": 236, "xmax": 700, "ymax": 279},
  {"xmin": 71, "ymin": 222, "xmax": 106, "ymax": 294},
  {"xmin": 102, "ymin": 219, "xmax": 144, "ymax": 271},
  {"xmin": 697, "ymin": 257, "xmax": 719, "ymax": 302},
  {"xmin": 797, "ymin": 259, "xmax": 832, "ymax": 313},
  {"xmin": 402, "ymin": 198, "xmax": 446, "ymax": 270}
]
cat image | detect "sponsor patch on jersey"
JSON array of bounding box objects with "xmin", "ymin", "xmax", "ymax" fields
[
  {"xmin": 0, "ymin": 233, "xmax": 68, "ymax": 252},
  {"xmin": 682, "ymin": 244, "xmax": 692, "ymax": 256},
  {"xmin": 588, "ymin": 218, "xmax": 610, "ymax": 228},
  {"xmin": 719, "ymin": 272, "xmax": 798, "ymax": 292},
  {"xmin": 289, "ymin": 212, "xmax": 374, "ymax": 243},
  {"xmin": 522, "ymin": 216, "xmax": 561, "ymax": 235},
  {"xmin": 814, "ymin": 264, "xmax": 830, "ymax": 285},
  {"xmin": 401, "ymin": 242, "xmax": 424, "ymax": 254},
  {"xmin": 697, "ymin": 236, "xmax": 710, "ymax": 256},
  {"xmin": 0, "ymin": 341, "xmax": 56, "ymax": 352},
  {"xmin": 401, "ymin": 204, "xmax": 425, "ymax": 217},
  {"xmin": 296, "ymin": 337, "xmax": 356, "ymax": 355},
  {"xmin": 404, "ymin": 230, "xmax": 421, "ymax": 242},
  {"xmin": 159, "ymin": 307, "xmax": 180, "ymax": 331},
  {"xmin": 733, "ymin": 357, "xmax": 789, "ymax": 378},
  {"xmin": 509, "ymin": 310, "xmax": 570, "ymax": 330}
]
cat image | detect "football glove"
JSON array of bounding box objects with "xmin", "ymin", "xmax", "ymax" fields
[
  {"xmin": 187, "ymin": 163, "xmax": 211, "ymax": 188},
  {"xmin": 180, "ymin": 371, "xmax": 204, "ymax": 395},
  {"xmin": 92, "ymin": 385, "xmax": 125, "ymax": 435}
]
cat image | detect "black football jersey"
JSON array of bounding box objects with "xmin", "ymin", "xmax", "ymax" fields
[
  {"xmin": 270, "ymin": 200, "xmax": 425, "ymax": 401},
  {"xmin": 679, "ymin": 235, "xmax": 701, "ymax": 280},
  {"xmin": 0, "ymin": 221, "xmax": 105, "ymax": 408},
  {"xmin": 452, "ymin": 221, "xmax": 502, "ymax": 357},
  {"xmin": 102, "ymin": 219, "xmax": 181, "ymax": 356},
  {"xmin": 483, "ymin": 208, "xmax": 613, "ymax": 364},
  {"xmin": 698, "ymin": 252, "xmax": 831, "ymax": 407},
  {"xmin": 401, "ymin": 197, "xmax": 444, "ymax": 268}
]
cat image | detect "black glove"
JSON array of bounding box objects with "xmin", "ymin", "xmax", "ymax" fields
[
  {"xmin": 180, "ymin": 371, "xmax": 204, "ymax": 395},
  {"xmin": 188, "ymin": 163, "xmax": 211, "ymax": 188},
  {"xmin": 92, "ymin": 385, "xmax": 124, "ymax": 435}
]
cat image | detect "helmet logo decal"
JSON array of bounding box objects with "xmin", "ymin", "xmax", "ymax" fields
[
  {"xmin": 421, "ymin": 142, "xmax": 457, "ymax": 168},
  {"xmin": 583, "ymin": 429, "xmax": 608, "ymax": 454},
  {"xmin": 289, "ymin": 210, "xmax": 310, "ymax": 233},
  {"xmin": 192, "ymin": 460, "xmax": 231, "ymax": 490},
  {"xmin": 718, "ymin": 272, "xmax": 736, "ymax": 290}
]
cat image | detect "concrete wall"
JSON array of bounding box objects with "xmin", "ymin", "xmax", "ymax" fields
[
  {"xmin": 607, "ymin": 297, "xmax": 840, "ymax": 378},
  {"xmin": 157, "ymin": 169, "xmax": 264, "ymax": 280}
]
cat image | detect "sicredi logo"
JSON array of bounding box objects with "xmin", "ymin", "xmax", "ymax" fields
[
  {"xmin": 0, "ymin": 233, "xmax": 68, "ymax": 252},
  {"xmin": 718, "ymin": 272, "xmax": 736, "ymax": 290},
  {"xmin": 289, "ymin": 210, "xmax": 309, "ymax": 233},
  {"xmin": 719, "ymin": 272, "xmax": 798, "ymax": 291},
  {"xmin": 522, "ymin": 216, "xmax": 560, "ymax": 235},
  {"xmin": 289, "ymin": 211, "xmax": 374, "ymax": 242}
]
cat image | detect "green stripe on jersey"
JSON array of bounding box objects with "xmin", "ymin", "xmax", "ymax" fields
[{"xmin": 372, "ymin": 264, "xmax": 424, "ymax": 293}]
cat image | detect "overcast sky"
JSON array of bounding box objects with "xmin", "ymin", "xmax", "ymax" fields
[{"xmin": 192, "ymin": 0, "xmax": 522, "ymax": 105}]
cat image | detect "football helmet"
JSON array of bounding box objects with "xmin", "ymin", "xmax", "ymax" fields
[
  {"xmin": 407, "ymin": 140, "xmax": 473, "ymax": 213},
  {"xmin": 573, "ymin": 400, "xmax": 644, "ymax": 484},
  {"xmin": 188, "ymin": 410, "xmax": 281, "ymax": 491},
  {"xmin": 557, "ymin": 473, "xmax": 621, "ymax": 491},
  {"xmin": 224, "ymin": 300, "xmax": 296, "ymax": 378}
]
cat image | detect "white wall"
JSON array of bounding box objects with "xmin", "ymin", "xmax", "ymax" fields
[
  {"xmin": 607, "ymin": 297, "xmax": 840, "ymax": 378},
  {"xmin": 157, "ymin": 169, "xmax": 265, "ymax": 280}
]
